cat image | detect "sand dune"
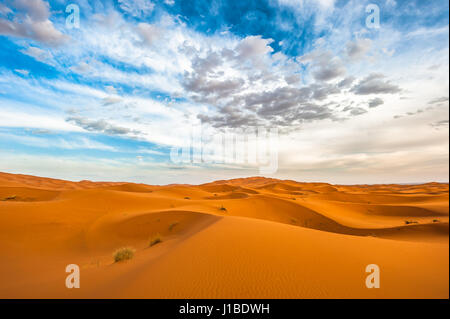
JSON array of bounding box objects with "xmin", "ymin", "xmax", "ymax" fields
[{"xmin": 0, "ymin": 171, "xmax": 448, "ymax": 298}]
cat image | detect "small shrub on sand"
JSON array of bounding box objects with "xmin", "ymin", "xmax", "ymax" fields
[
  {"xmin": 168, "ymin": 222, "xmax": 178, "ymax": 231},
  {"xmin": 184, "ymin": 196, "xmax": 190, "ymax": 200},
  {"xmin": 219, "ymin": 205, "xmax": 227, "ymax": 212},
  {"xmin": 405, "ymin": 220, "xmax": 418, "ymax": 225},
  {"xmin": 149, "ymin": 233, "xmax": 162, "ymax": 247},
  {"xmin": 113, "ymin": 247, "xmax": 135, "ymax": 262},
  {"xmin": 432, "ymin": 219, "xmax": 439, "ymax": 223}
]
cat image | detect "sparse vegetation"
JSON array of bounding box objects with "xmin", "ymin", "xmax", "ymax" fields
[
  {"xmin": 113, "ymin": 247, "xmax": 135, "ymax": 262},
  {"xmin": 290, "ymin": 218, "xmax": 297, "ymax": 224},
  {"xmin": 184, "ymin": 197, "xmax": 190, "ymax": 200},
  {"xmin": 149, "ymin": 233, "xmax": 162, "ymax": 247},
  {"xmin": 169, "ymin": 222, "xmax": 179, "ymax": 231},
  {"xmin": 2, "ymin": 195, "xmax": 17, "ymax": 201},
  {"xmin": 219, "ymin": 204, "xmax": 227, "ymax": 212},
  {"xmin": 433, "ymin": 219, "xmax": 439, "ymax": 223},
  {"xmin": 405, "ymin": 220, "xmax": 418, "ymax": 225}
]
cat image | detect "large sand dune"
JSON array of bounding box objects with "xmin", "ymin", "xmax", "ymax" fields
[{"xmin": 0, "ymin": 172, "xmax": 448, "ymax": 298}]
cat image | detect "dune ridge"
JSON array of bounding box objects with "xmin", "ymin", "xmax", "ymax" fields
[{"xmin": 0, "ymin": 171, "xmax": 448, "ymax": 298}]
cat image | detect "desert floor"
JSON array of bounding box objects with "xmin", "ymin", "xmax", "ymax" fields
[{"xmin": 0, "ymin": 172, "xmax": 448, "ymax": 298}]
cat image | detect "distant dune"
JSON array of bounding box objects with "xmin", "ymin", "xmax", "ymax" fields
[{"xmin": 0, "ymin": 172, "xmax": 448, "ymax": 298}]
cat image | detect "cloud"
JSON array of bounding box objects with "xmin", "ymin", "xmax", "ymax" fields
[
  {"xmin": 428, "ymin": 96, "xmax": 449, "ymax": 105},
  {"xmin": 181, "ymin": 36, "xmax": 279, "ymax": 106},
  {"xmin": 0, "ymin": 0, "xmax": 67, "ymax": 46},
  {"xmin": 298, "ymin": 51, "xmax": 346, "ymax": 82},
  {"xmin": 345, "ymin": 38, "xmax": 372, "ymax": 61},
  {"xmin": 66, "ymin": 116, "xmax": 139, "ymax": 135},
  {"xmin": 198, "ymin": 107, "xmax": 261, "ymax": 128},
  {"xmin": 337, "ymin": 76, "xmax": 356, "ymax": 89},
  {"xmin": 343, "ymin": 106, "xmax": 368, "ymax": 116},
  {"xmin": 20, "ymin": 46, "xmax": 53, "ymax": 64},
  {"xmin": 102, "ymin": 96, "xmax": 122, "ymax": 106},
  {"xmin": 351, "ymin": 73, "xmax": 401, "ymax": 95},
  {"xmin": 235, "ymin": 35, "xmax": 274, "ymax": 60},
  {"xmin": 368, "ymin": 97, "xmax": 384, "ymax": 108},
  {"xmin": 69, "ymin": 62, "xmax": 94, "ymax": 74},
  {"xmin": 430, "ymin": 120, "xmax": 449, "ymax": 128},
  {"xmin": 284, "ymin": 74, "xmax": 301, "ymax": 85},
  {"xmin": 118, "ymin": 0, "xmax": 155, "ymax": 18},
  {"xmin": 136, "ymin": 23, "xmax": 162, "ymax": 45},
  {"xmin": 0, "ymin": 3, "xmax": 12, "ymax": 15},
  {"xmin": 0, "ymin": 131, "xmax": 116, "ymax": 151},
  {"xmin": 14, "ymin": 69, "xmax": 29, "ymax": 76},
  {"xmin": 197, "ymin": 83, "xmax": 340, "ymax": 128},
  {"xmin": 180, "ymin": 36, "xmax": 349, "ymax": 129}
]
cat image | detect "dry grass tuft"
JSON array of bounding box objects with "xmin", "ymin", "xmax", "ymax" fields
[
  {"xmin": 113, "ymin": 247, "xmax": 135, "ymax": 262},
  {"xmin": 149, "ymin": 233, "xmax": 162, "ymax": 247}
]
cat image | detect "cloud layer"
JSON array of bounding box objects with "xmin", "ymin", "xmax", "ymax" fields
[{"xmin": 0, "ymin": 0, "xmax": 448, "ymax": 184}]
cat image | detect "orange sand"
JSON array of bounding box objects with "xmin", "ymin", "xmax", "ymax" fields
[{"xmin": 0, "ymin": 172, "xmax": 448, "ymax": 298}]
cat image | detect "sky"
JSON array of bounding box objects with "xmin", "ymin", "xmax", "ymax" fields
[{"xmin": 0, "ymin": 0, "xmax": 448, "ymax": 185}]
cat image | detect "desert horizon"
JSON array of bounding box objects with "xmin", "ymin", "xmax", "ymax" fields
[
  {"xmin": 2, "ymin": 170, "xmax": 449, "ymax": 187},
  {"xmin": 0, "ymin": 171, "xmax": 448, "ymax": 299}
]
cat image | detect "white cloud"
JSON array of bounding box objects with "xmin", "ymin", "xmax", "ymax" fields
[
  {"xmin": 14, "ymin": 69, "xmax": 29, "ymax": 76},
  {"xmin": 118, "ymin": 0, "xmax": 155, "ymax": 18},
  {"xmin": 20, "ymin": 46, "xmax": 54, "ymax": 64}
]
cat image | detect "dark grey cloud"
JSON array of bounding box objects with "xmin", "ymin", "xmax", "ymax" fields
[
  {"xmin": 368, "ymin": 97, "xmax": 384, "ymax": 108},
  {"xmin": 66, "ymin": 116, "xmax": 139, "ymax": 135},
  {"xmin": 310, "ymin": 83, "xmax": 340, "ymax": 100},
  {"xmin": 0, "ymin": 0, "xmax": 67, "ymax": 46},
  {"xmin": 197, "ymin": 83, "xmax": 339, "ymax": 128},
  {"xmin": 181, "ymin": 50, "xmax": 248, "ymax": 104},
  {"xmin": 185, "ymin": 47, "xmax": 343, "ymax": 129},
  {"xmin": 351, "ymin": 73, "xmax": 401, "ymax": 95},
  {"xmin": 184, "ymin": 75, "xmax": 245, "ymax": 104},
  {"xmin": 337, "ymin": 76, "xmax": 356, "ymax": 89},
  {"xmin": 198, "ymin": 106, "xmax": 261, "ymax": 128},
  {"xmin": 312, "ymin": 58, "xmax": 346, "ymax": 82},
  {"xmin": 184, "ymin": 42, "xmax": 392, "ymax": 130}
]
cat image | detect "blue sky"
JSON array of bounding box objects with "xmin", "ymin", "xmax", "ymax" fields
[{"xmin": 0, "ymin": 0, "xmax": 448, "ymax": 184}]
